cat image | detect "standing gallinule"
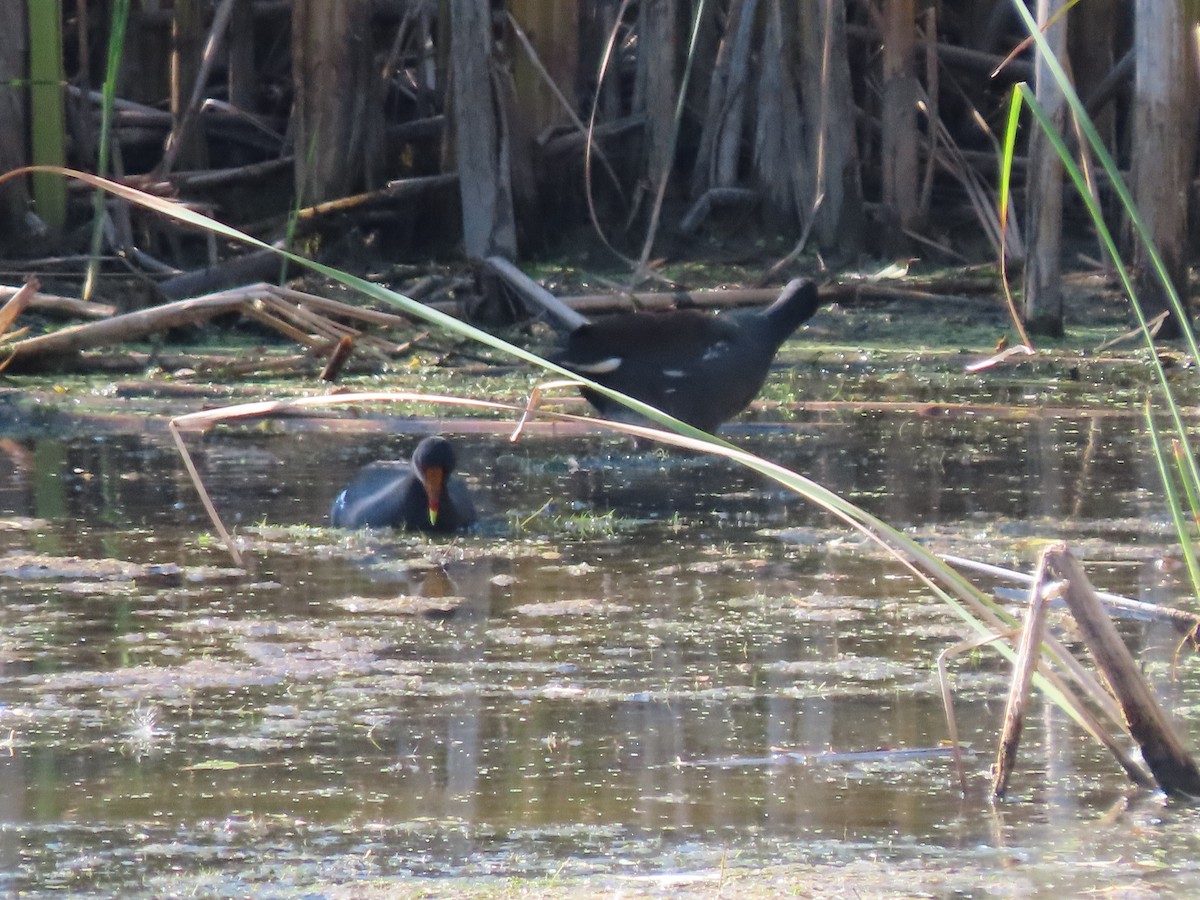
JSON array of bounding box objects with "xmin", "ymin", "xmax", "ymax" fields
[
  {"xmin": 553, "ymin": 278, "xmax": 821, "ymax": 432},
  {"xmin": 330, "ymin": 435, "xmax": 477, "ymax": 531}
]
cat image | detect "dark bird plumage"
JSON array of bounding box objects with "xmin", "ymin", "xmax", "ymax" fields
[
  {"xmin": 330, "ymin": 436, "xmax": 477, "ymax": 532},
  {"xmin": 553, "ymin": 278, "xmax": 821, "ymax": 432}
]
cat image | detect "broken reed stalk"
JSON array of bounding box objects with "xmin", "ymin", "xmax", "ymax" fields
[
  {"xmin": 319, "ymin": 335, "xmax": 355, "ymax": 382},
  {"xmin": 992, "ymin": 552, "xmax": 1054, "ymax": 799},
  {"xmin": 0, "ymin": 279, "xmax": 440, "ymax": 374},
  {"xmin": 937, "ymin": 549, "xmax": 1154, "ymax": 793},
  {"xmin": 939, "ymin": 630, "xmax": 1008, "ymax": 797},
  {"xmin": 0, "ymin": 278, "xmax": 38, "ymax": 337},
  {"xmin": 0, "ymin": 284, "xmax": 267, "ymax": 365},
  {"xmin": 1045, "ymin": 544, "xmax": 1200, "ymax": 798}
]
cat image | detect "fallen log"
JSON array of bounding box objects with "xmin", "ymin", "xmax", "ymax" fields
[{"xmin": 158, "ymin": 248, "xmax": 284, "ymax": 300}]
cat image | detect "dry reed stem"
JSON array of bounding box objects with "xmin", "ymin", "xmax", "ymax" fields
[{"xmin": 992, "ymin": 554, "xmax": 1056, "ymax": 798}]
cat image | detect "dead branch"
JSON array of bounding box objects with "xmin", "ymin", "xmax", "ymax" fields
[
  {"xmin": 320, "ymin": 335, "xmax": 356, "ymax": 382},
  {"xmin": 267, "ymin": 285, "xmax": 419, "ymax": 330},
  {"xmin": 0, "ymin": 279, "xmax": 40, "ymax": 336},
  {"xmin": 845, "ymin": 22, "xmax": 1034, "ymax": 80},
  {"xmin": 296, "ymin": 174, "xmax": 459, "ymax": 221},
  {"xmin": 157, "ymin": 0, "xmax": 239, "ymax": 176},
  {"xmin": 455, "ymin": 262, "xmax": 809, "ymax": 323},
  {"xmin": 168, "ymin": 156, "xmax": 293, "ymax": 190},
  {"xmin": 0, "ymin": 285, "xmax": 115, "ymax": 319},
  {"xmin": 240, "ymin": 174, "xmax": 459, "ymax": 235}
]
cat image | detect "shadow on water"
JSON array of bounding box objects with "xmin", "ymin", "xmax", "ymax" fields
[{"xmin": 1, "ymin": 408, "xmax": 1200, "ymax": 895}]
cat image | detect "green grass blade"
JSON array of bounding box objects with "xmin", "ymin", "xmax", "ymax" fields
[
  {"xmin": 83, "ymin": 0, "xmax": 132, "ymax": 300},
  {"xmin": 1145, "ymin": 401, "xmax": 1200, "ymax": 600},
  {"xmin": 997, "ymin": 88, "xmax": 1030, "ymax": 347}
]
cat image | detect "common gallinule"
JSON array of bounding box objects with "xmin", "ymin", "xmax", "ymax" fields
[
  {"xmin": 330, "ymin": 435, "xmax": 477, "ymax": 531},
  {"xmin": 553, "ymin": 278, "xmax": 821, "ymax": 432}
]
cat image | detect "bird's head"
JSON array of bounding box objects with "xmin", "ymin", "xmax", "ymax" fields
[{"xmin": 412, "ymin": 436, "xmax": 457, "ymax": 526}]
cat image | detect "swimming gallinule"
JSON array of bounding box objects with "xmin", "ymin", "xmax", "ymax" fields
[
  {"xmin": 330, "ymin": 435, "xmax": 477, "ymax": 531},
  {"xmin": 553, "ymin": 278, "xmax": 821, "ymax": 432}
]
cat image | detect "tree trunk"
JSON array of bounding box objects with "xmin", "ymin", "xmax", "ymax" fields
[
  {"xmin": 169, "ymin": 0, "xmax": 208, "ymax": 170},
  {"xmin": 292, "ymin": 0, "xmax": 380, "ymax": 204},
  {"xmin": 448, "ymin": 0, "xmax": 517, "ymax": 258},
  {"xmin": 507, "ymin": 2, "xmax": 578, "ymax": 248},
  {"xmin": 881, "ymin": 0, "xmax": 920, "ymax": 251},
  {"xmin": 121, "ymin": 5, "xmax": 170, "ymax": 107},
  {"xmin": 509, "ymin": 1, "xmax": 578, "ymax": 137},
  {"xmin": 1022, "ymin": 0, "xmax": 1069, "ymax": 338},
  {"xmin": 753, "ymin": 0, "xmax": 807, "ymax": 224},
  {"xmin": 798, "ymin": 0, "xmax": 863, "ymax": 256},
  {"xmin": 639, "ymin": 0, "xmax": 679, "ymax": 195},
  {"xmin": 0, "ymin": 0, "xmax": 31, "ymax": 248},
  {"xmin": 690, "ymin": 0, "xmax": 757, "ymax": 196},
  {"xmin": 1132, "ymin": 0, "xmax": 1197, "ymax": 339},
  {"xmin": 579, "ymin": 0, "xmax": 622, "ymax": 120},
  {"xmin": 227, "ymin": 0, "xmax": 256, "ymax": 113},
  {"xmin": 1068, "ymin": 0, "xmax": 1120, "ymax": 152}
]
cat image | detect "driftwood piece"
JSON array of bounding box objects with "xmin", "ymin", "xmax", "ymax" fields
[
  {"xmin": 0, "ymin": 285, "xmax": 115, "ymax": 318},
  {"xmin": 992, "ymin": 553, "xmax": 1054, "ymax": 799},
  {"xmin": 1045, "ymin": 544, "xmax": 1200, "ymax": 797},
  {"xmin": 483, "ymin": 255, "xmax": 588, "ymax": 331}
]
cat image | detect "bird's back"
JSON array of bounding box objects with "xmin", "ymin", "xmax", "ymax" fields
[
  {"xmin": 555, "ymin": 279, "xmax": 821, "ymax": 432},
  {"xmin": 330, "ymin": 460, "xmax": 418, "ymax": 529}
]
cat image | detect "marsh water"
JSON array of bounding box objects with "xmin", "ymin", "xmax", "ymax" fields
[{"xmin": 3, "ymin": 390, "xmax": 1200, "ymax": 896}]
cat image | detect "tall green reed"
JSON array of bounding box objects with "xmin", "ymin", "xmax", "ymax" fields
[{"xmin": 1001, "ymin": 0, "xmax": 1200, "ymax": 606}]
